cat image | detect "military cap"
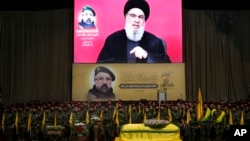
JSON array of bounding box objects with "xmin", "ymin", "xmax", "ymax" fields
[{"xmin": 95, "ymin": 66, "xmax": 115, "ymax": 81}]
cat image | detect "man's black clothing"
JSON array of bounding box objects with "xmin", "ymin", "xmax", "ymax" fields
[{"xmin": 97, "ymin": 29, "xmax": 171, "ymax": 63}]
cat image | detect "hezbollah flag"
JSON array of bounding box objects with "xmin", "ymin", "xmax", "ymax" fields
[
  {"xmin": 112, "ymin": 107, "xmax": 117, "ymax": 120},
  {"xmin": 1, "ymin": 111, "xmax": 5, "ymax": 132},
  {"xmin": 240, "ymin": 111, "xmax": 244, "ymax": 125},
  {"xmin": 143, "ymin": 112, "xmax": 147, "ymax": 122},
  {"xmin": 186, "ymin": 109, "xmax": 191, "ymax": 125},
  {"xmin": 168, "ymin": 107, "xmax": 172, "ymax": 122},
  {"xmin": 69, "ymin": 112, "xmax": 73, "ymax": 127},
  {"xmin": 100, "ymin": 110, "xmax": 103, "ymax": 121},
  {"xmin": 138, "ymin": 105, "xmax": 141, "ymax": 114},
  {"xmin": 128, "ymin": 107, "xmax": 132, "ymax": 124},
  {"xmin": 27, "ymin": 112, "xmax": 31, "ymax": 133},
  {"xmin": 41, "ymin": 111, "xmax": 46, "ymax": 128},
  {"xmin": 113, "ymin": 102, "xmax": 118, "ymax": 120},
  {"xmin": 128, "ymin": 110, "xmax": 132, "ymax": 124},
  {"xmin": 128, "ymin": 104, "xmax": 132, "ymax": 123},
  {"xmin": 181, "ymin": 108, "xmax": 186, "ymax": 124},
  {"xmin": 86, "ymin": 111, "xmax": 89, "ymax": 124},
  {"xmin": 128, "ymin": 104, "xmax": 131, "ymax": 113},
  {"xmin": 157, "ymin": 107, "xmax": 161, "ymax": 120},
  {"xmin": 54, "ymin": 113, "xmax": 57, "ymax": 126},
  {"xmin": 229, "ymin": 109, "xmax": 233, "ymax": 125},
  {"xmin": 15, "ymin": 111, "xmax": 18, "ymax": 134},
  {"xmin": 115, "ymin": 108, "xmax": 119, "ymax": 126},
  {"xmin": 196, "ymin": 87, "xmax": 203, "ymax": 122}
]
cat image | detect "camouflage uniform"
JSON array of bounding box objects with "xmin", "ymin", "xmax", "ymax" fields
[
  {"xmin": 55, "ymin": 106, "xmax": 67, "ymax": 140},
  {"xmin": 232, "ymin": 107, "xmax": 240, "ymax": 125},
  {"xmin": 117, "ymin": 106, "xmax": 128, "ymax": 126},
  {"xmin": 64, "ymin": 107, "xmax": 73, "ymax": 140},
  {"xmin": 244, "ymin": 107, "xmax": 250, "ymax": 125},
  {"xmin": 159, "ymin": 105, "xmax": 168, "ymax": 120},
  {"xmin": 29, "ymin": 108, "xmax": 38, "ymax": 140},
  {"xmin": 171, "ymin": 105, "xmax": 182, "ymax": 127},
  {"xmin": 87, "ymin": 106, "xmax": 99, "ymax": 141},
  {"xmin": 142, "ymin": 106, "xmax": 154, "ymax": 121},
  {"xmin": 199, "ymin": 106, "xmax": 213, "ymax": 138},
  {"xmin": 130, "ymin": 106, "xmax": 141, "ymax": 123},
  {"xmin": 17, "ymin": 107, "xmax": 28, "ymax": 141},
  {"xmin": 211, "ymin": 104, "xmax": 226, "ymax": 141},
  {"xmin": 72, "ymin": 106, "xmax": 85, "ymax": 124},
  {"xmin": 102, "ymin": 106, "xmax": 114, "ymax": 141},
  {"xmin": 114, "ymin": 105, "xmax": 128, "ymax": 137},
  {"xmin": 5, "ymin": 107, "xmax": 18, "ymax": 141},
  {"xmin": 187, "ymin": 107, "xmax": 197, "ymax": 140}
]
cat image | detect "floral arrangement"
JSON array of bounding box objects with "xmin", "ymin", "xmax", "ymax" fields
[
  {"xmin": 91, "ymin": 116, "xmax": 101, "ymax": 126},
  {"xmin": 72, "ymin": 122, "xmax": 88, "ymax": 136},
  {"xmin": 45, "ymin": 125, "xmax": 63, "ymax": 131},
  {"xmin": 144, "ymin": 119, "xmax": 169, "ymax": 128}
]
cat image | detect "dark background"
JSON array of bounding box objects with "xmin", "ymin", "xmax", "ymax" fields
[{"xmin": 0, "ymin": 0, "xmax": 249, "ymax": 11}]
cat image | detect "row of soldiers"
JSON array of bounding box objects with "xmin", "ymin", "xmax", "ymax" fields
[{"xmin": 0, "ymin": 99, "xmax": 250, "ymax": 141}]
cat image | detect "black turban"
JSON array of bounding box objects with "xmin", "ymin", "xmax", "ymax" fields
[{"xmin": 123, "ymin": 0, "xmax": 150, "ymax": 21}]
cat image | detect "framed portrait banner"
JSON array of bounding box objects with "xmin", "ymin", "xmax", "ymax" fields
[{"xmin": 72, "ymin": 63, "xmax": 186, "ymax": 101}]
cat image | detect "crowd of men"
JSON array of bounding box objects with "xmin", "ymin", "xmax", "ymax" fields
[{"xmin": 0, "ymin": 99, "xmax": 250, "ymax": 141}]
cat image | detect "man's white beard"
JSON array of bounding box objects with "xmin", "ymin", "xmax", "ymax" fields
[{"xmin": 125, "ymin": 24, "xmax": 145, "ymax": 42}]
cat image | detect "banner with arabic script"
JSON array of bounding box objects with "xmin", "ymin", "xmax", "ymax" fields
[{"xmin": 72, "ymin": 63, "xmax": 185, "ymax": 101}]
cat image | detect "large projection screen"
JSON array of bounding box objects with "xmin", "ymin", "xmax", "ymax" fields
[
  {"xmin": 74, "ymin": 0, "xmax": 182, "ymax": 63},
  {"xmin": 73, "ymin": 0, "xmax": 184, "ymax": 101}
]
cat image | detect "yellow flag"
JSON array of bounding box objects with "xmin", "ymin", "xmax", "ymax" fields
[
  {"xmin": 143, "ymin": 112, "xmax": 147, "ymax": 122},
  {"xmin": 229, "ymin": 109, "xmax": 233, "ymax": 125},
  {"xmin": 86, "ymin": 111, "xmax": 89, "ymax": 124},
  {"xmin": 157, "ymin": 108, "xmax": 160, "ymax": 120},
  {"xmin": 138, "ymin": 105, "xmax": 141, "ymax": 114},
  {"xmin": 113, "ymin": 102, "xmax": 118, "ymax": 119},
  {"xmin": 168, "ymin": 107, "xmax": 172, "ymax": 122},
  {"xmin": 69, "ymin": 112, "xmax": 73, "ymax": 127},
  {"xmin": 15, "ymin": 111, "xmax": 18, "ymax": 132},
  {"xmin": 240, "ymin": 111, "xmax": 244, "ymax": 125},
  {"xmin": 1, "ymin": 112, "xmax": 5, "ymax": 131},
  {"xmin": 128, "ymin": 104, "xmax": 132, "ymax": 123},
  {"xmin": 186, "ymin": 109, "xmax": 191, "ymax": 124},
  {"xmin": 128, "ymin": 104, "xmax": 131, "ymax": 113},
  {"xmin": 182, "ymin": 108, "xmax": 186, "ymax": 117},
  {"xmin": 100, "ymin": 110, "xmax": 103, "ymax": 120},
  {"xmin": 129, "ymin": 108, "xmax": 132, "ymax": 124},
  {"xmin": 115, "ymin": 108, "xmax": 119, "ymax": 126},
  {"xmin": 27, "ymin": 112, "xmax": 31, "ymax": 133},
  {"xmin": 112, "ymin": 107, "xmax": 116, "ymax": 119},
  {"xmin": 196, "ymin": 87, "xmax": 203, "ymax": 121},
  {"xmin": 54, "ymin": 113, "xmax": 57, "ymax": 126},
  {"xmin": 41, "ymin": 111, "xmax": 46, "ymax": 128},
  {"xmin": 116, "ymin": 102, "xmax": 118, "ymax": 108}
]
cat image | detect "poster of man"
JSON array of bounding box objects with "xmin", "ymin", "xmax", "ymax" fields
[
  {"xmin": 87, "ymin": 66, "xmax": 117, "ymax": 101},
  {"xmin": 72, "ymin": 64, "xmax": 186, "ymax": 101}
]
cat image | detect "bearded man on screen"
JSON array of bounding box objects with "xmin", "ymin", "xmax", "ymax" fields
[{"xmin": 97, "ymin": 0, "xmax": 171, "ymax": 63}]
